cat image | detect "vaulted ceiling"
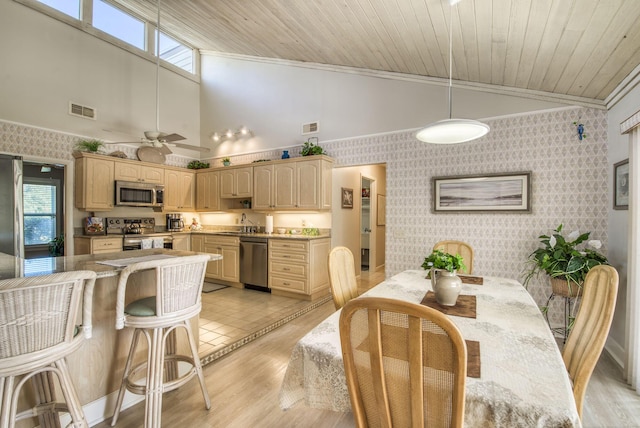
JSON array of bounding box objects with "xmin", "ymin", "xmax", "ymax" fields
[{"xmin": 112, "ymin": 0, "xmax": 640, "ymax": 106}]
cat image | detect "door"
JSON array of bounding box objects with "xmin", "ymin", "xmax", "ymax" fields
[{"xmin": 360, "ymin": 177, "xmax": 372, "ymax": 270}]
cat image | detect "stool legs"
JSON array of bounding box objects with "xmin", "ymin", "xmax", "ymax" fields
[
  {"xmin": 111, "ymin": 329, "xmax": 143, "ymax": 426},
  {"xmin": 183, "ymin": 321, "xmax": 211, "ymax": 409}
]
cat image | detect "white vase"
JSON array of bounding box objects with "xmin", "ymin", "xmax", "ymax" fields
[{"xmin": 431, "ymin": 268, "xmax": 462, "ymax": 306}]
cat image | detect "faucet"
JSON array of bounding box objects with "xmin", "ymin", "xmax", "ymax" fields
[{"xmin": 240, "ymin": 213, "xmax": 256, "ymax": 233}]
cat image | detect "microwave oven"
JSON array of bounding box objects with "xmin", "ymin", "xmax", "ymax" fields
[{"xmin": 115, "ymin": 181, "xmax": 164, "ymax": 207}]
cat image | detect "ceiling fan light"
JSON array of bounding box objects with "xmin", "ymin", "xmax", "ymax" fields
[{"xmin": 416, "ymin": 119, "xmax": 490, "ymax": 144}]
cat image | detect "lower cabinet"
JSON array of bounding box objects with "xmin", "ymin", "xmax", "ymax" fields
[
  {"xmin": 269, "ymin": 238, "xmax": 330, "ymax": 300},
  {"xmin": 192, "ymin": 234, "xmax": 240, "ymax": 286},
  {"xmin": 74, "ymin": 236, "xmax": 123, "ymax": 255},
  {"xmin": 172, "ymin": 234, "xmax": 191, "ymax": 251}
]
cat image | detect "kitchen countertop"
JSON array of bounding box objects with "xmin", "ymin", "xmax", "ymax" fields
[
  {"xmin": 190, "ymin": 230, "xmax": 331, "ymax": 240},
  {"xmin": 0, "ymin": 249, "xmax": 221, "ymax": 280}
]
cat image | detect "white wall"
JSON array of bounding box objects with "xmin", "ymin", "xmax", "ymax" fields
[
  {"xmin": 0, "ymin": 1, "xmax": 200, "ymax": 153},
  {"xmin": 607, "ymin": 86, "xmax": 640, "ymax": 362},
  {"xmin": 200, "ymin": 54, "xmax": 568, "ymax": 157}
]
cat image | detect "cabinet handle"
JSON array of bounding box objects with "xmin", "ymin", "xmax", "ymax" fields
[
  {"xmin": 283, "ymin": 255, "xmax": 290, "ymax": 258},
  {"xmin": 283, "ymin": 282, "xmax": 290, "ymax": 286},
  {"xmin": 283, "ymin": 267, "xmax": 290, "ymax": 271}
]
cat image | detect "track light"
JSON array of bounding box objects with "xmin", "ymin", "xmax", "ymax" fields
[{"xmin": 211, "ymin": 126, "xmax": 253, "ymax": 143}]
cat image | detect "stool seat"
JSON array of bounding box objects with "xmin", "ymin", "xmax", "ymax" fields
[
  {"xmin": 0, "ymin": 271, "xmax": 96, "ymax": 428},
  {"xmin": 110, "ymin": 255, "xmax": 211, "ymax": 428}
]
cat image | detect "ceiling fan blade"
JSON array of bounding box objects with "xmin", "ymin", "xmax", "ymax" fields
[
  {"xmin": 171, "ymin": 142, "xmax": 211, "ymax": 153},
  {"xmin": 159, "ymin": 144, "xmax": 173, "ymax": 155},
  {"xmin": 106, "ymin": 141, "xmax": 142, "ymax": 145},
  {"xmin": 160, "ymin": 133, "xmax": 186, "ymax": 142}
]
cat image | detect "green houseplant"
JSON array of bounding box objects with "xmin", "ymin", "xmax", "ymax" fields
[
  {"xmin": 222, "ymin": 157, "xmax": 231, "ymax": 166},
  {"xmin": 301, "ymin": 137, "xmax": 325, "ymax": 156},
  {"xmin": 48, "ymin": 234, "xmax": 64, "ymax": 256},
  {"xmin": 523, "ymin": 224, "xmax": 608, "ymax": 297},
  {"xmin": 75, "ymin": 139, "xmax": 104, "ymax": 153},
  {"xmin": 421, "ymin": 249, "xmax": 466, "ymax": 273}
]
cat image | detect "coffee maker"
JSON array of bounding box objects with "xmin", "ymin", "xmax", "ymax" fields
[{"xmin": 166, "ymin": 213, "xmax": 184, "ymax": 231}]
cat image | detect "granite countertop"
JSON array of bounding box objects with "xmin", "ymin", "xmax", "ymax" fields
[
  {"xmin": 0, "ymin": 249, "xmax": 221, "ymax": 281},
  {"xmin": 190, "ymin": 230, "xmax": 331, "ymax": 240}
]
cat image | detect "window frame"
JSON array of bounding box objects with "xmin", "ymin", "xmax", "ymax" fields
[{"xmin": 23, "ymin": 177, "xmax": 63, "ymax": 249}]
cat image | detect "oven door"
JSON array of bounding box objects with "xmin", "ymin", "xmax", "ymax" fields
[{"xmin": 123, "ymin": 235, "xmax": 173, "ymax": 251}]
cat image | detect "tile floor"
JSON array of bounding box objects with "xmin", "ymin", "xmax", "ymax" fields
[{"xmin": 197, "ymin": 268, "xmax": 386, "ymax": 364}]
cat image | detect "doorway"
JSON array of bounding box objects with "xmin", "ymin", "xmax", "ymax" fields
[
  {"xmin": 23, "ymin": 162, "xmax": 65, "ymax": 259},
  {"xmin": 361, "ymin": 177, "xmax": 372, "ymax": 271}
]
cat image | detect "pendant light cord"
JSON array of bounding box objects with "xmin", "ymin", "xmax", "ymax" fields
[
  {"xmin": 156, "ymin": 0, "xmax": 161, "ymax": 133},
  {"xmin": 448, "ymin": 1, "xmax": 454, "ymax": 120}
]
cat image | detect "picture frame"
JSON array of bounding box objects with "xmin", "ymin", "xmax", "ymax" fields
[
  {"xmin": 377, "ymin": 194, "xmax": 386, "ymax": 225},
  {"xmin": 341, "ymin": 187, "xmax": 354, "ymax": 209},
  {"xmin": 614, "ymin": 159, "xmax": 629, "ymax": 210},
  {"xmin": 433, "ymin": 172, "xmax": 532, "ymax": 212}
]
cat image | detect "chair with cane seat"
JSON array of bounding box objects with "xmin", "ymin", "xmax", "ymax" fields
[
  {"xmin": 328, "ymin": 246, "xmax": 359, "ymax": 310},
  {"xmin": 434, "ymin": 240, "xmax": 474, "ymax": 274},
  {"xmin": 0, "ymin": 270, "xmax": 97, "ymax": 428},
  {"xmin": 562, "ymin": 265, "xmax": 618, "ymax": 419},
  {"xmin": 339, "ymin": 297, "xmax": 467, "ymax": 428},
  {"xmin": 110, "ymin": 255, "xmax": 211, "ymax": 428}
]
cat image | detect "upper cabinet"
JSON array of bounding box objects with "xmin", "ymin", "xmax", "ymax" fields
[
  {"xmin": 252, "ymin": 156, "xmax": 333, "ymax": 211},
  {"xmin": 220, "ymin": 166, "xmax": 252, "ymax": 198},
  {"xmin": 114, "ymin": 162, "xmax": 164, "ymax": 184},
  {"xmin": 196, "ymin": 170, "xmax": 220, "ymax": 211},
  {"xmin": 74, "ymin": 153, "xmax": 115, "ymax": 211},
  {"xmin": 164, "ymin": 168, "xmax": 195, "ymax": 210}
]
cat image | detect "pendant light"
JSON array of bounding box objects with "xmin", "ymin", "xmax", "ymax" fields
[{"xmin": 416, "ymin": 0, "xmax": 489, "ymax": 144}]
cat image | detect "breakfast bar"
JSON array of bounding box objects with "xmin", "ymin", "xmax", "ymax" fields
[{"xmin": 0, "ymin": 249, "xmax": 221, "ymax": 424}]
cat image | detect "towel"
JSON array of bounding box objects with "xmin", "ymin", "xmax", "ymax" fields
[
  {"xmin": 152, "ymin": 238, "xmax": 164, "ymax": 248},
  {"xmin": 141, "ymin": 239, "xmax": 152, "ymax": 249}
]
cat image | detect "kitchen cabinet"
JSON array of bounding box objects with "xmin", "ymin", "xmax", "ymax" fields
[
  {"xmin": 74, "ymin": 153, "xmax": 115, "ymax": 211},
  {"xmin": 164, "ymin": 169, "xmax": 195, "ymax": 210},
  {"xmin": 114, "ymin": 162, "xmax": 164, "ymax": 184},
  {"xmin": 172, "ymin": 234, "xmax": 191, "ymax": 251},
  {"xmin": 196, "ymin": 170, "xmax": 220, "ymax": 211},
  {"xmin": 269, "ymin": 238, "xmax": 330, "ymax": 300},
  {"xmin": 220, "ymin": 166, "xmax": 252, "ymax": 199},
  {"xmin": 199, "ymin": 235, "xmax": 240, "ymax": 285},
  {"xmin": 252, "ymin": 157, "xmax": 333, "ymax": 210},
  {"xmin": 74, "ymin": 236, "xmax": 122, "ymax": 255}
]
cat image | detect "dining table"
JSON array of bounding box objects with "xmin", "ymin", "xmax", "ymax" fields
[{"xmin": 279, "ymin": 269, "xmax": 581, "ymax": 427}]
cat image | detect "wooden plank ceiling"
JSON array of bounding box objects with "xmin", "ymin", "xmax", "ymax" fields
[{"xmin": 112, "ymin": 0, "xmax": 640, "ymax": 103}]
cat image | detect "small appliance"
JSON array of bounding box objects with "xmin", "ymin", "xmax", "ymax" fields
[{"xmin": 166, "ymin": 213, "xmax": 184, "ymax": 232}]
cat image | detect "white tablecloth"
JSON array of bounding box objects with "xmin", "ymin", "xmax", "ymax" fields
[{"xmin": 279, "ymin": 270, "xmax": 581, "ymax": 427}]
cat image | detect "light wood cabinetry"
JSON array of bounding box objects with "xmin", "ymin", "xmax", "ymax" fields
[
  {"xmin": 164, "ymin": 169, "xmax": 195, "ymax": 210},
  {"xmin": 220, "ymin": 166, "xmax": 252, "ymax": 198},
  {"xmin": 172, "ymin": 234, "xmax": 191, "ymax": 251},
  {"xmin": 194, "ymin": 234, "xmax": 240, "ymax": 285},
  {"xmin": 269, "ymin": 238, "xmax": 330, "ymax": 300},
  {"xmin": 74, "ymin": 154, "xmax": 115, "ymax": 211},
  {"xmin": 114, "ymin": 162, "xmax": 164, "ymax": 184},
  {"xmin": 252, "ymin": 157, "xmax": 333, "ymax": 210},
  {"xmin": 196, "ymin": 171, "xmax": 220, "ymax": 211},
  {"xmin": 74, "ymin": 236, "xmax": 123, "ymax": 255}
]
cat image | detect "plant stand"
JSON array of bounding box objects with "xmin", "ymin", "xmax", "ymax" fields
[{"xmin": 544, "ymin": 292, "xmax": 575, "ymax": 343}]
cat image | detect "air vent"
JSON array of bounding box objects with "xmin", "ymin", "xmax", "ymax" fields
[
  {"xmin": 302, "ymin": 121, "xmax": 319, "ymax": 135},
  {"xmin": 69, "ymin": 102, "xmax": 97, "ymax": 120}
]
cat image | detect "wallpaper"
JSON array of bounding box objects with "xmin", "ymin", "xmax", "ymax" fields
[{"xmin": 0, "ymin": 106, "xmax": 609, "ymax": 325}]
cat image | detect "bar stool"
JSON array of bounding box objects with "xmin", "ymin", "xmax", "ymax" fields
[
  {"xmin": 111, "ymin": 255, "xmax": 211, "ymax": 428},
  {"xmin": 0, "ymin": 271, "xmax": 97, "ymax": 428}
]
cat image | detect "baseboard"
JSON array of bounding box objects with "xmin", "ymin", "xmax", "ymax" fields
[
  {"xmin": 60, "ymin": 389, "xmax": 144, "ymax": 427},
  {"xmin": 604, "ymin": 336, "xmax": 626, "ymax": 371}
]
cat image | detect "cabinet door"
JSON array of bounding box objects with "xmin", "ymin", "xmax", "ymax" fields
[
  {"xmin": 191, "ymin": 235, "xmax": 204, "ymax": 252},
  {"xmin": 204, "ymin": 244, "xmax": 221, "ymax": 278},
  {"xmin": 172, "ymin": 235, "xmax": 190, "ymax": 251},
  {"xmin": 114, "ymin": 163, "xmax": 140, "ymax": 182},
  {"xmin": 274, "ymin": 163, "xmax": 296, "ymax": 209},
  {"xmin": 85, "ymin": 158, "xmax": 115, "ymax": 210},
  {"xmin": 234, "ymin": 167, "xmax": 253, "ymax": 198},
  {"xmin": 220, "ymin": 246, "xmax": 239, "ymax": 282},
  {"xmin": 296, "ymin": 160, "xmax": 321, "ymax": 209},
  {"xmin": 164, "ymin": 169, "xmax": 180, "ymax": 210},
  {"xmin": 140, "ymin": 165, "xmax": 164, "ymax": 184},
  {"xmin": 197, "ymin": 171, "xmax": 220, "ymax": 211},
  {"xmin": 179, "ymin": 171, "xmax": 195, "ymax": 209},
  {"xmin": 253, "ymin": 165, "xmax": 274, "ymax": 209},
  {"xmin": 219, "ymin": 169, "xmax": 236, "ymax": 198}
]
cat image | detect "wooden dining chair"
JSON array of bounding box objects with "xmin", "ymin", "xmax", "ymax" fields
[
  {"xmin": 562, "ymin": 265, "xmax": 618, "ymax": 419},
  {"xmin": 434, "ymin": 240, "xmax": 474, "ymax": 274},
  {"xmin": 328, "ymin": 246, "xmax": 358, "ymax": 310},
  {"xmin": 339, "ymin": 297, "xmax": 467, "ymax": 428}
]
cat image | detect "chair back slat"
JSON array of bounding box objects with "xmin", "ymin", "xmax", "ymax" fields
[
  {"xmin": 328, "ymin": 246, "xmax": 358, "ymax": 310},
  {"xmin": 433, "ymin": 241, "xmax": 474, "ymax": 274},
  {"xmin": 340, "ymin": 297, "xmax": 467, "ymax": 428}
]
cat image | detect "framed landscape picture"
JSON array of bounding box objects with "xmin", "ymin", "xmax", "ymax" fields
[
  {"xmin": 433, "ymin": 172, "xmax": 531, "ymax": 213},
  {"xmin": 614, "ymin": 159, "xmax": 629, "ymax": 210}
]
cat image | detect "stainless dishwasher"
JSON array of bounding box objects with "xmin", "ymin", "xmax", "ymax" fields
[{"xmin": 240, "ymin": 236, "xmax": 269, "ymax": 292}]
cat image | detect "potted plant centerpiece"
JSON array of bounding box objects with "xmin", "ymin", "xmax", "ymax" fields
[
  {"xmin": 301, "ymin": 137, "xmax": 325, "ymax": 156},
  {"xmin": 222, "ymin": 157, "xmax": 231, "ymax": 166},
  {"xmin": 523, "ymin": 224, "xmax": 608, "ymax": 297},
  {"xmin": 75, "ymin": 139, "xmax": 104, "ymax": 153},
  {"xmin": 421, "ymin": 249, "xmax": 466, "ymax": 306}
]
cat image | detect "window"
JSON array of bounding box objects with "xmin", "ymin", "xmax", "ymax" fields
[
  {"xmin": 159, "ymin": 32, "xmax": 194, "ymax": 73},
  {"xmin": 37, "ymin": 0, "xmax": 80, "ymax": 19},
  {"xmin": 93, "ymin": 0, "xmax": 145, "ymax": 50},
  {"xmin": 23, "ymin": 183, "xmax": 58, "ymax": 246}
]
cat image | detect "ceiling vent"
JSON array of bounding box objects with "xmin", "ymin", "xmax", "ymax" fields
[
  {"xmin": 69, "ymin": 102, "xmax": 96, "ymax": 120},
  {"xmin": 302, "ymin": 121, "xmax": 319, "ymax": 135}
]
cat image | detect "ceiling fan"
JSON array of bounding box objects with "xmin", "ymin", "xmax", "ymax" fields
[{"xmin": 108, "ymin": 0, "xmax": 209, "ymax": 159}]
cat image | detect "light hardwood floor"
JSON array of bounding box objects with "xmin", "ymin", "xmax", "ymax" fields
[{"xmin": 94, "ymin": 269, "xmax": 640, "ymax": 428}]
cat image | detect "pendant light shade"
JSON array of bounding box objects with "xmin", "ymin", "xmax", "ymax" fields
[
  {"xmin": 416, "ymin": 119, "xmax": 490, "ymax": 144},
  {"xmin": 416, "ymin": 0, "xmax": 489, "ymax": 144}
]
